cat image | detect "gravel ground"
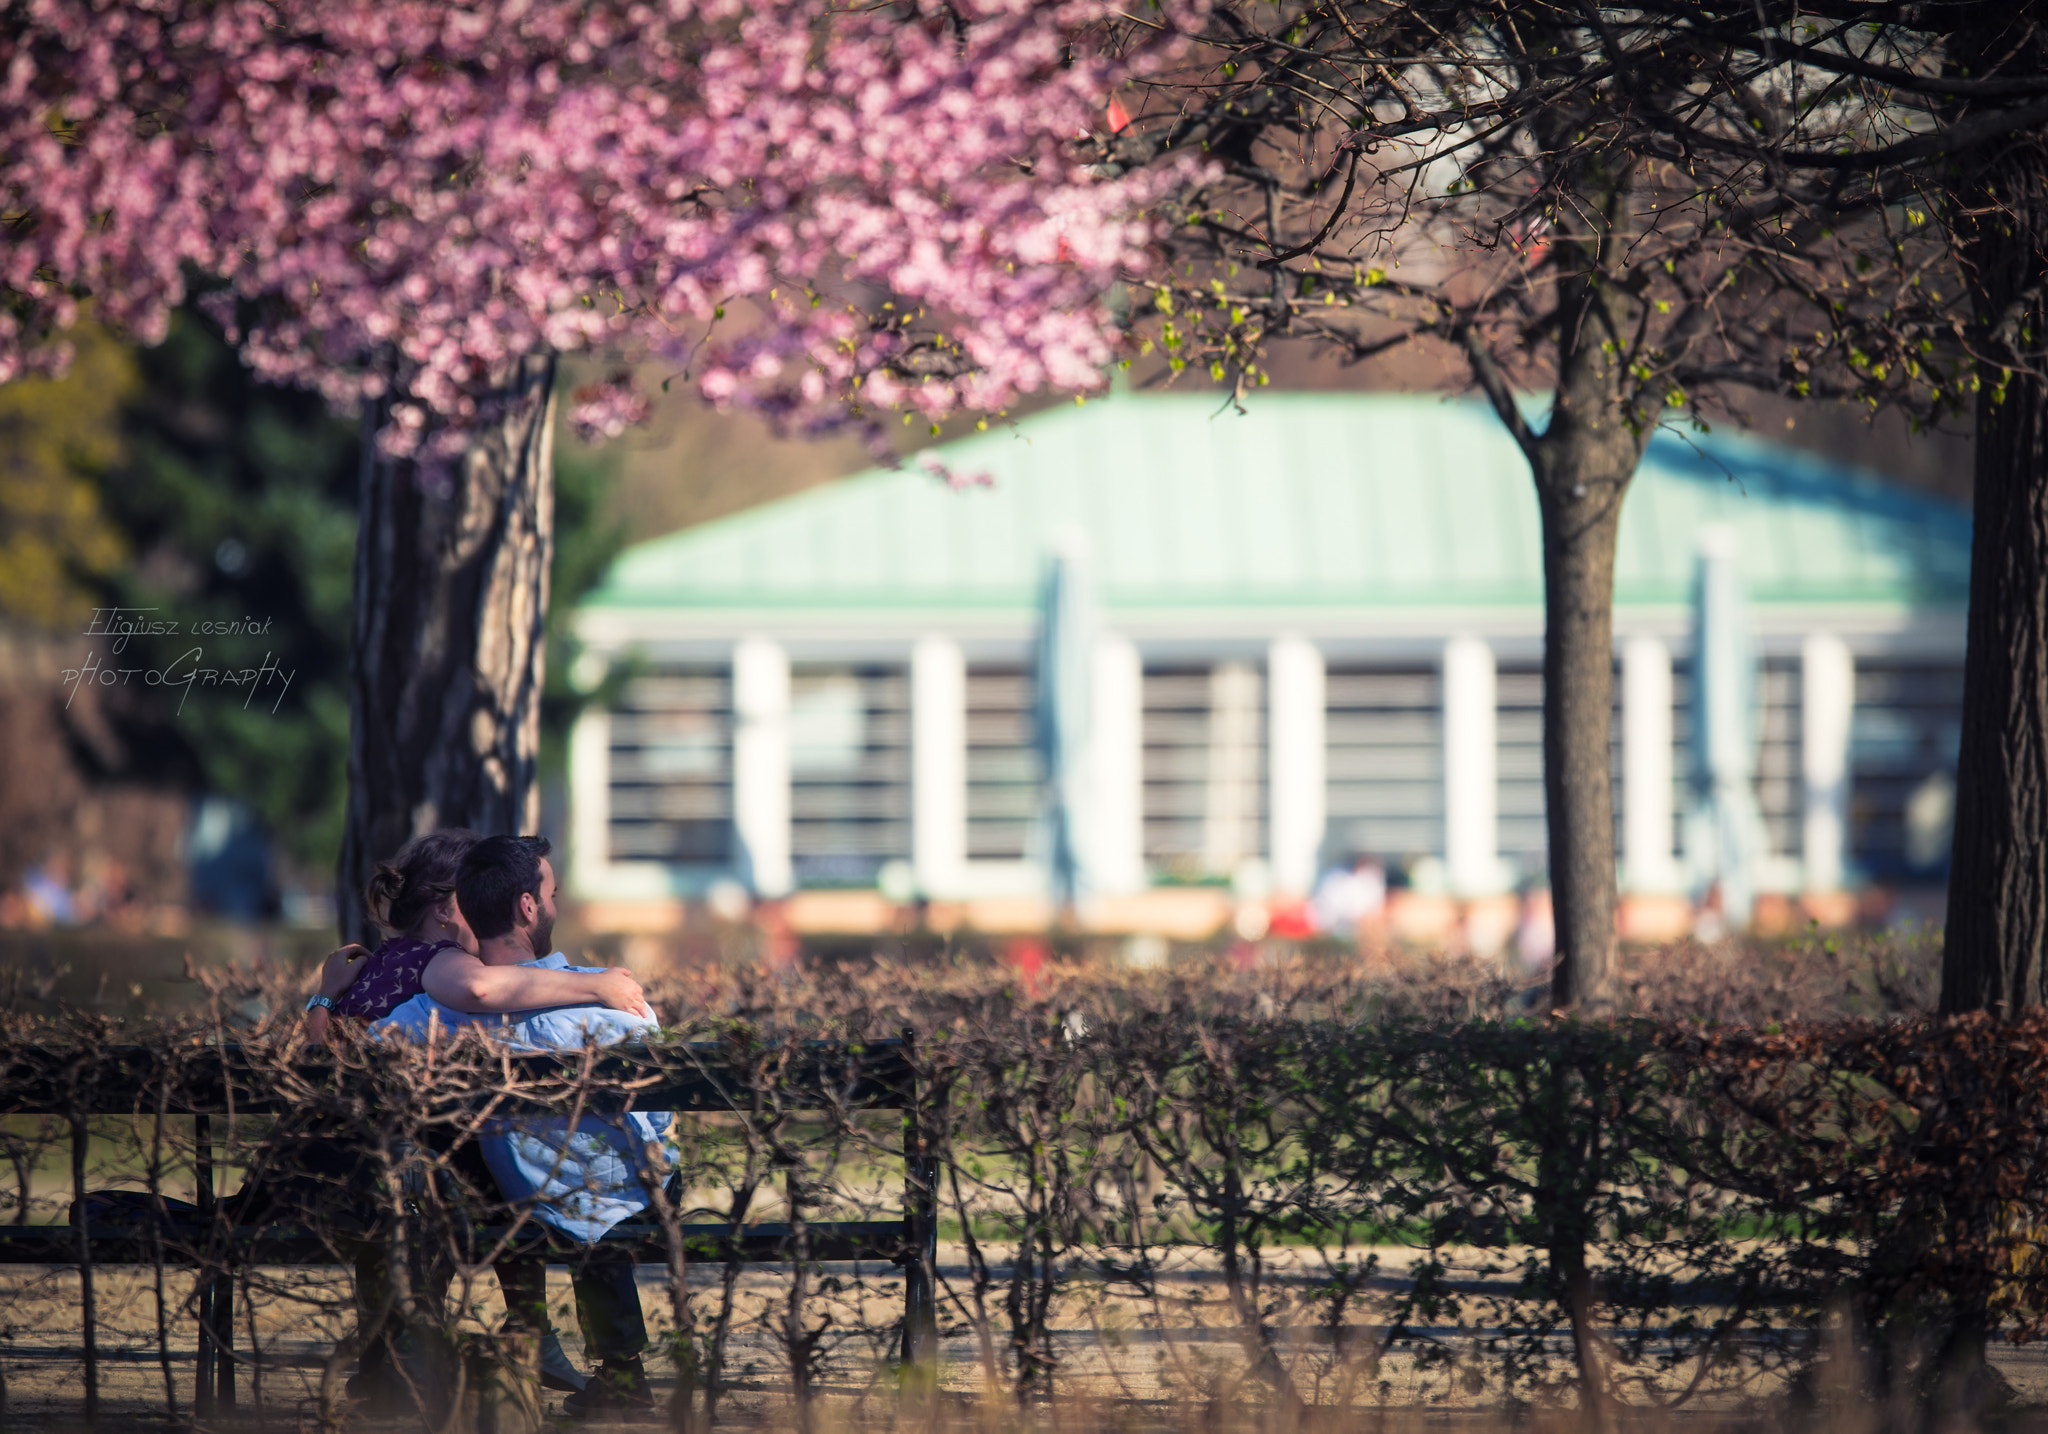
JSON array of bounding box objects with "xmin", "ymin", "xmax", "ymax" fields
[{"xmin": 9, "ymin": 1250, "xmax": 2048, "ymax": 1431}]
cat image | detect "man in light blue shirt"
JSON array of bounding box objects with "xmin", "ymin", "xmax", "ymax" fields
[
  {"xmin": 376, "ymin": 835, "xmax": 665, "ymax": 1419},
  {"xmin": 376, "ymin": 954, "xmax": 672, "ymax": 1243}
]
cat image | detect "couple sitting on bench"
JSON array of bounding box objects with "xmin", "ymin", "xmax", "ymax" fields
[{"xmin": 310, "ymin": 832, "xmax": 667, "ymax": 1419}]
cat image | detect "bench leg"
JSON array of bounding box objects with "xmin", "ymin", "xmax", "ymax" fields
[
  {"xmin": 216, "ymin": 1272, "xmax": 237, "ymax": 1408},
  {"xmin": 195, "ymin": 1277, "xmax": 212, "ymax": 1417},
  {"xmin": 901, "ymin": 1153, "xmax": 939, "ymax": 1369},
  {"xmin": 196, "ymin": 1271, "xmax": 238, "ymax": 1414},
  {"xmin": 70, "ymin": 1116, "xmax": 100, "ymax": 1424}
]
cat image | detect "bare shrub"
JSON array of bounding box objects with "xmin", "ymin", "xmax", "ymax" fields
[{"xmin": 5, "ymin": 931, "xmax": 2017, "ymax": 1430}]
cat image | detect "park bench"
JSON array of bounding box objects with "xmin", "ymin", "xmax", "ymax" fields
[{"xmin": 0, "ymin": 1033, "xmax": 941, "ymax": 1418}]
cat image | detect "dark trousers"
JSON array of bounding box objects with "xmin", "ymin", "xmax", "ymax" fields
[
  {"xmin": 439, "ymin": 1135, "xmax": 648, "ymax": 1365},
  {"xmin": 246, "ymin": 1117, "xmax": 649, "ymax": 1369},
  {"xmin": 498, "ymin": 1246, "xmax": 648, "ymax": 1363}
]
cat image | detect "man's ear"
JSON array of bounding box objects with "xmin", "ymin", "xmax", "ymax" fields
[{"xmin": 517, "ymin": 890, "xmax": 538, "ymax": 927}]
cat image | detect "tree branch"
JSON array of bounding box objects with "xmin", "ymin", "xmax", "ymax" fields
[{"xmin": 1452, "ymin": 319, "xmax": 1540, "ymax": 462}]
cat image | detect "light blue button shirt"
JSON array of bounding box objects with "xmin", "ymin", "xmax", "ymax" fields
[{"xmin": 373, "ymin": 954, "xmax": 672, "ymax": 1244}]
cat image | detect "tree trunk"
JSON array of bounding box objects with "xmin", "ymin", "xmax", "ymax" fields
[
  {"xmin": 1932, "ymin": 24, "xmax": 2046, "ymax": 1406},
  {"xmin": 1940, "ymin": 27, "xmax": 2048, "ymax": 1015},
  {"xmin": 338, "ymin": 355, "xmax": 557, "ymax": 942},
  {"xmin": 1537, "ymin": 1055, "xmax": 1607, "ymax": 1428},
  {"xmin": 1535, "ymin": 462, "xmax": 1629, "ymax": 1010},
  {"xmin": 1525, "ymin": 152, "xmax": 1651, "ymax": 1011}
]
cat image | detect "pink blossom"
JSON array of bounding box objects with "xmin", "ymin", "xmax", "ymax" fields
[
  {"xmin": 922, "ymin": 455, "xmax": 995, "ymax": 491},
  {"xmin": 0, "ymin": 0, "xmax": 1208, "ymax": 464},
  {"xmin": 568, "ymin": 374, "xmax": 654, "ymax": 443}
]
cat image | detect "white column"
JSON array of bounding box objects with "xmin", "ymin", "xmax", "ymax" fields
[
  {"xmin": 1622, "ymin": 636, "xmax": 1680, "ymax": 892},
  {"xmin": 1089, "ymin": 633, "xmax": 1146, "ymax": 894},
  {"xmin": 732, "ymin": 636, "xmax": 792, "ymax": 897},
  {"xmin": 1801, "ymin": 632, "xmax": 1855, "ymax": 893},
  {"xmin": 1267, "ymin": 635, "xmax": 1327, "ymax": 898},
  {"xmin": 567, "ymin": 707, "xmax": 611, "ymax": 893},
  {"xmin": 911, "ymin": 634, "xmax": 967, "ymax": 898},
  {"xmin": 1202, "ymin": 661, "xmax": 1263, "ymax": 875},
  {"xmin": 1442, "ymin": 635, "xmax": 1500, "ymax": 896}
]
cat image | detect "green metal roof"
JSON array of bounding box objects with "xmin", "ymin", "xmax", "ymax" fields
[{"xmin": 583, "ymin": 392, "xmax": 1969, "ymax": 614}]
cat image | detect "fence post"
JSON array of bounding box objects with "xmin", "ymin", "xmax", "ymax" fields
[
  {"xmin": 69, "ymin": 1113, "xmax": 98, "ymax": 1423},
  {"xmin": 195, "ymin": 1114, "xmax": 215, "ymax": 1417},
  {"xmin": 786, "ymin": 1159, "xmax": 811, "ymax": 1409},
  {"xmin": 195, "ymin": 1108, "xmax": 236, "ymax": 1413},
  {"xmin": 900, "ymin": 1029, "xmax": 939, "ymax": 1373},
  {"xmin": 216, "ymin": 1269, "xmax": 237, "ymax": 1408}
]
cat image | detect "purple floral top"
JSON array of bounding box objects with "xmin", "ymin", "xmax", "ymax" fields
[{"xmin": 334, "ymin": 936, "xmax": 463, "ymax": 1021}]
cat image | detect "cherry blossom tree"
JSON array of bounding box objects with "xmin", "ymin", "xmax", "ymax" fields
[{"xmin": 3, "ymin": 0, "xmax": 1199, "ymax": 934}]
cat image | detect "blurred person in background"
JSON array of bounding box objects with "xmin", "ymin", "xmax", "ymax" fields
[
  {"xmin": 19, "ymin": 854, "xmax": 78, "ymax": 925},
  {"xmin": 1514, "ymin": 884, "xmax": 1556, "ymax": 977},
  {"xmin": 1312, "ymin": 856, "xmax": 1387, "ymax": 940}
]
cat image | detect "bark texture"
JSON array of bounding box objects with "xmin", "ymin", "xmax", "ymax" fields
[
  {"xmin": 1940, "ymin": 16, "xmax": 2048, "ymax": 1015},
  {"xmin": 1512, "ymin": 132, "xmax": 1652, "ymax": 1011},
  {"xmin": 1535, "ymin": 449, "xmax": 1630, "ymax": 1012},
  {"xmin": 339, "ymin": 355, "xmax": 557, "ymax": 943}
]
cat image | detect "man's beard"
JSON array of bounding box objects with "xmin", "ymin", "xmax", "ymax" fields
[{"xmin": 531, "ymin": 912, "xmax": 556, "ymax": 958}]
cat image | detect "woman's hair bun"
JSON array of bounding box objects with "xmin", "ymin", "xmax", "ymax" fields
[{"xmin": 363, "ymin": 830, "xmax": 480, "ymax": 939}]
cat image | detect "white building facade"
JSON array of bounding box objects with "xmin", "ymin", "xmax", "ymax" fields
[{"xmin": 570, "ymin": 395, "xmax": 1969, "ymax": 930}]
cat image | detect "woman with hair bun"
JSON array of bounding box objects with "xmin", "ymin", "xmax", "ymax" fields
[
  {"xmin": 302, "ymin": 829, "xmax": 646, "ymax": 1047},
  {"xmin": 291, "ymin": 828, "xmax": 648, "ymax": 1405},
  {"xmin": 302, "ymin": 829, "xmax": 477, "ymax": 1046}
]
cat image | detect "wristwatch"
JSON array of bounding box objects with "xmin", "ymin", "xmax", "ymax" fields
[{"xmin": 305, "ymin": 994, "xmax": 338, "ymax": 1014}]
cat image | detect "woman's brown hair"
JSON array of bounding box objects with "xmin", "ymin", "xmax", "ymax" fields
[{"xmin": 364, "ymin": 829, "xmax": 479, "ymax": 940}]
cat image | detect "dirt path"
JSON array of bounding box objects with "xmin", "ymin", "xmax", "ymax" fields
[{"xmin": 9, "ymin": 1248, "xmax": 2048, "ymax": 1430}]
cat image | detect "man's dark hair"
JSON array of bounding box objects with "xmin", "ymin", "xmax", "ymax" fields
[{"xmin": 456, "ymin": 835, "xmax": 552, "ymax": 941}]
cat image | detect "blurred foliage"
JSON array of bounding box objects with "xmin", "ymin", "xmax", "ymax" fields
[
  {"xmin": 542, "ymin": 436, "xmax": 629, "ymax": 780},
  {"xmin": 2, "ymin": 308, "xmax": 625, "ymax": 878},
  {"xmin": 94, "ymin": 308, "xmax": 362, "ymax": 873},
  {"xmin": 0, "ymin": 324, "xmax": 135, "ymax": 629}
]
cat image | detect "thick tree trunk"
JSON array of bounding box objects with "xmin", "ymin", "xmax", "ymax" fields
[
  {"xmin": 1524, "ymin": 152, "xmax": 1650, "ymax": 1010},
  {"xmin": 1534, "ymin": 459, "xmax": 1629, "ymax": 1010},
  {"xmin": 338, "ymin": 355, "xmax": 557, "ymax": 942},
  {"xmin": 1931, "ymin": 24, "xmax": 2046, "ymax": 1404},
  {"xmin": 1941, "ymin": 310, "xmax": 2048, "ymax": 1013},
  {"xmin": 1940, "ymin": 32, "xmax": 2048, "ymax": 1015}
]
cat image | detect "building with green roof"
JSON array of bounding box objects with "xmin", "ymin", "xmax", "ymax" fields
[{"xmin": 570, "ymin": 392, "xmax": 1967, "ymax": 926}]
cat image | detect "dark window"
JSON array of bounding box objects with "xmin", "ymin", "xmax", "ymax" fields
[{"xmin": 607, "ymin": 668, "xmax": 732, "ymax": 864}]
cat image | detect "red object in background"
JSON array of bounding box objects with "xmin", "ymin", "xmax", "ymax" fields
[
  {"xmin": 1106, "ymin": 96, "xmax": 1133, "ymax": 133},
  {"xmin": 1007, "ymin": 937, "xmax": 1049, "ymax": 995},
  {"xmin": 758, "ymin": 900, "xmax": 799, "ymax": 970},
  {"xmin": 1266, "ymin": 900, "xmax": 1317, "ymax": 941}
]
